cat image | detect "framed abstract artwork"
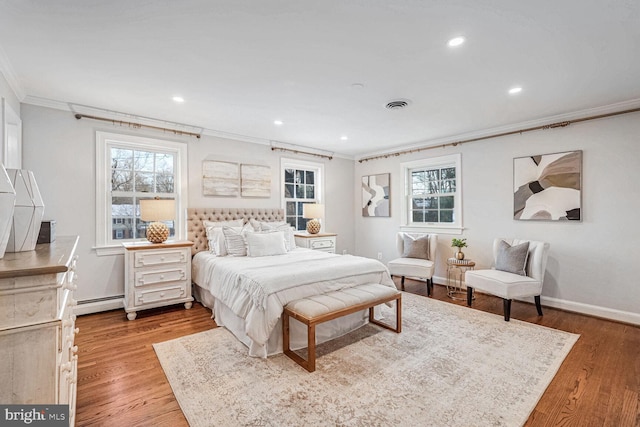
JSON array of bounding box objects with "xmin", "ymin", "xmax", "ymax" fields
[
  {"xmin": 240, "ymin": 164, "xmax": 271, "ymax": 197},
  {"xmin": 362, "ymin": 173, "xmax": 390, "ymax": 217},
  {"xmin": 202, "ymin": 160, "xmax": 239, "ymax": 197},
  {"xmin": 513, "ymin": 150, "xmax": 582, "ymax": 221}
]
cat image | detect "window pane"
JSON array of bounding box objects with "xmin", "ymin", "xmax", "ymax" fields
[
  {"xmin": 297, "ymin": 202, "xmax": 307, "ymax": 216},
  {"xmin": 156, "ymin": 153, "xmax": 174, "ymax": 174},
  {"xmin": 440, "ymin": 210, "xmax": 454, "ymax": 222},
  {"xmin": 285, "ymin": 169, "xmax": 295, "ymax": 183},
  {"xmin": 136, "ymin": 172, "xmax": 154, "ymax": 192},
  {"xmin": 440, "ymin": 196, "xmax": 454, "ymax": 209},
  {"xmin": 111, "ymin": 148, "xmax": 133, "ymax": 170},
  {"xmin": 441, "ymin": 179, "xmax": 456, "ymax": 193},
  {"xmin": 134, "ymin": 151, "xmax": 155, "ymax": 172},
  {"xmin": 424, "ymin": 197, "xmax": 438, "ymax": 209},
  {"xmin": 295, "ymin": 170, "xmax": 304, "ymax": 183},
  {"xmin": 284, "ymin": 184, "xmax": 294, "ymax": 198},
  {"xmin": 112, "ymin": 196, "xmax": 135, "ymax": 239},
  {"xmin": 299, "ymin": 217, "xmax": 308, "ymax": 230},
  {"xmin": 425, "ymin": 210, "xmax": 439, "ymax": 222},
  {"xmin": 286, "ymin": 201, "xmax": 296, "ymax": 216},
  {"xmin": 441, "ymin": 167, "xmax": 456, "ymax": 179},
  {"xmin": 286, "ymin": 217, "xmax": 296, "ymax": 228},
  {"xmin": 296, "ymin": 185, "xmax": 306, "ymax": 198},
  {"xmin": 155, "ymin": 173, "xmax": 174, "ymax": 193},
  {"xmin": 306, "ymin": 185, "xmax": 315, "ymax": 199},
  {"xmin": 305, "ymin": 171, "xmax": 314, "ymax": 185},
  {"xmin": 425, "ymin": 169, "xmax": 440, "ymax": 182},
  {"xmin": 426, "ymin": 180, "xmax": 440, "ymax": 194},
  {"xmin": 112, "ymin": 170, "xmax": 133, "ymax": 191},
  {"xmin": 412, "ymin": 211, "xmax": 424, "ymax": 222},
  {"xmin": 412, "ymin": 198, "xmax": 424, "ymax": 209}
]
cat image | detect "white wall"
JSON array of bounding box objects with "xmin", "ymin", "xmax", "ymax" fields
[
  {"xmin": 0, "ymin": 71, "xmax": 20, "ymax": 115},
  {"xmin": 21, "ymin": 104, "xmax": 355, "ymax": 304},
  {"xmin": 354, "ymin": 112, "xmax": 640, "ymax": 323}
]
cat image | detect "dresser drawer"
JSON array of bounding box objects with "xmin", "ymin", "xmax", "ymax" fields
[
  {"xmin": 134, "ymin": 249, "xmax": 187, "ymax": 267},
  {"xmin": 310, "ymin": 239, "xmax": 335, "ymax": 250},
  {"xmin": 134, "ymin": 267, "xmax": 187, "ymax": 287},
  {"xmin": 135, "ymin": 283, "xmax": 188, "ymax": 306}
]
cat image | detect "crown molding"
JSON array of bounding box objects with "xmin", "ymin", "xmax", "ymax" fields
[
  {"xmin": 357, "ymin": 98, "xmax": 640, "ymax": 160},
  {"xmin": 0, "ymin": 44, "xmax": 25, "ymax": 101}
]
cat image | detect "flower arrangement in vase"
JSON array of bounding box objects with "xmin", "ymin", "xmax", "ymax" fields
[{"xmin": 451, "ymin": 238, "xmax": 467, "ymax": 260}]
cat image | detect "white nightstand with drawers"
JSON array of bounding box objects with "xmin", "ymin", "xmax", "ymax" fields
[
  {"xmin": 294, "ymin": 233, "xmax": 337, "ymax": 253},
  {"xmin": 123, "ymin": 240, "xmax": 194, "ymax": 320}
]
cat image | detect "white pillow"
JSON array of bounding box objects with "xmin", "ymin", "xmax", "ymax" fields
[
  {"xmin": 222, "ymin": 225, "xmax": 254, "ymax": 257},
  {"xmin": 246, "ymin": 231, "xmax": 287, "ymax": 257},
  {"xmin": 260, "ymin": 222, "xmax": 297, "ymax": 251},
  {"xmin": 204, "ymin": 220, "xmax": 246, "ymax": 256}
]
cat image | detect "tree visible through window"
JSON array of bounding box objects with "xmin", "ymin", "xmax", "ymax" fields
[{"xmin": 281, "ymin": 158, "xmax": 323, "ymax": 231}]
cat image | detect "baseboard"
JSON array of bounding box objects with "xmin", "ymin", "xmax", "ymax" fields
[
  {"xmin": 432, "ymin": 274, "xmax": 640, "ymax": 326},
  {"xmin": 74, "ymin": 297, "xmax": 124, "ymax": 316}
]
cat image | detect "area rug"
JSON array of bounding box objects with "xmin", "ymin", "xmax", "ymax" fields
[{"xmin": 153, "ymin": 292, "xmax": 579, "ymax": 427}]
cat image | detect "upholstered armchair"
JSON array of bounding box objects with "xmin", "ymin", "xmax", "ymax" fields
[
  {"xmin": 387, "ymin": 232, "xmax": 437, "ymax": 296},
  {"xmin": 465, "ymin": 238, "xmax": 550, "ymax": 321}
]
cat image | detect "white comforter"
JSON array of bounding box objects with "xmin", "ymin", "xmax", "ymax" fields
[{"xmin": 192, "ymin": 248, "xmax": 395, "ymax": 349}]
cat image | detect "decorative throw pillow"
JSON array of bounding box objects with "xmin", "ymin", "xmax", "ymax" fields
[
  {"xmin": 204, "ymin": 219, "xmax": 244, "ymax": 256},
  {"xmin": 246, "ymin": 231, "xmax": 287, "ymax": 257},
  {"xmin": 260, "ymin": 222, "xmax": 297, "ymax": 251},
  {"xmin": 495, "ymin": 240, "xmax": 530, "ymax": 276},
  {"xmin": 221, "ymin": 225, "xmax": 253, "ymax": 257},
  {"xmin": 402, "ymin": 234, "xmax": 430, "ymax": 260}
]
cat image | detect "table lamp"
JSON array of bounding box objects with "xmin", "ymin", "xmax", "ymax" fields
[
  {"xmin": 140, "ymin": 198, "xmax": 175, "ymax": 243},
  {"xmin": 302, "ymin": 203, "xmax": 324, "ymax": 234}
]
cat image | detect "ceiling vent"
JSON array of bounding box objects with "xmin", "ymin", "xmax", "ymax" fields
[{"xmin": 385, "ymin": 99, "xmax": 411, "ymax": 110}]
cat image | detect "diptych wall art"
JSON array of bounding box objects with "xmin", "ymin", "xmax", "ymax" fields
[
  {"xmin": 241, "ymin": 164, "xmax": 271, "ymax": 197},
  {"xmin": 362, "ymin": 173, "xmax": 390, "ymax": 217},
  {"xmin": 513, "ymin": 150, "xmax": 582, "ymax": 221}
]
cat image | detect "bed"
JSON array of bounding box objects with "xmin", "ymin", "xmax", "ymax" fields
[{"xmin": 187, "ymin": 208, "xmax": 396, "ymax": 358}]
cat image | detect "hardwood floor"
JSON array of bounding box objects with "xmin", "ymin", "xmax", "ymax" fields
[{"xmin": 75, "ymin": 279, "xmax": 640, "ymax": 426}]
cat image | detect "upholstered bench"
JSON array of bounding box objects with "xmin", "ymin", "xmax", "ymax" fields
[{"xmin": 282, "ymin": 283, "xmax": 401, "ymax": 372}]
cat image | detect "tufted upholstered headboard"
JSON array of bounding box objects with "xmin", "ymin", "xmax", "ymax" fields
[{"xmin": 187, "ymin": 208, "xmax": 285, "ymax": 256}]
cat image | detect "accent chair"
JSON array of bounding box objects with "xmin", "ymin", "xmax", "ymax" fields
[
  {"xmin": 387, "ymin": 232, "xmax": 437, "ymax": 296},
  {"xmin": 465, "ymin": 238, "xmax": 550, "ymax": 321}
]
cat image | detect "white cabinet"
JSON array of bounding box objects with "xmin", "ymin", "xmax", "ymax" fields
[
  {"xmin": 294, "ymin": 233, "xmax": 337, "ymax": 253},
  {"xmin": 123, "ymin": 241, "xmax": 193, "ymax": 320},
  {"xmin": 0, "ymin": 236, "xmax": 79, "ymax": 426}
]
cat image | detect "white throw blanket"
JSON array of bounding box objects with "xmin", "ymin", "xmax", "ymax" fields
[{"xmin": 192, "ymin": 249, "xmax": 395, "ymax": 351}]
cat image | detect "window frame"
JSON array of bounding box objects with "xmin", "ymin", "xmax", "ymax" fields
[
  {"xmin": 400, "ymin": 153, "xmax": 463, "ymax": 234},
  {"xmin": 95, "ymin": 131, "xmax": 188, "ymax": 255},
  {"xmin": 280, "ymin": 157, "xmax": 324, "ymax": 232}
]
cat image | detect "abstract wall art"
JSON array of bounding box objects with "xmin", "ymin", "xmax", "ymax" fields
[
  {"xmin": 202, "ymin": 160, "xmax": 240, "ymax": 197},
  {"xmin": 513, "ymin": 150, "xmax": 582, "ymax": 221},
  {"xmin": 241, "ymin": 164, "xmax": 271, "ymax": 197},
  {"xmin": 362, "ymin": 173, "xmax": 390, "ymax": 217}
]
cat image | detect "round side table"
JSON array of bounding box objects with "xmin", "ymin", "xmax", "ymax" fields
[{"xmin": 446, "ymin": 258, "xmax": 476, "ymax": 300}]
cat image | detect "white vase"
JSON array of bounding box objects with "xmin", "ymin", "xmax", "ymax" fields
[
  {"xmin": 0, "ymin": 164, "xmax": 16, "ymax": 258},
  {"xmin": 6, "ymin": 169, "xmax": 45, "ymax": 252}
]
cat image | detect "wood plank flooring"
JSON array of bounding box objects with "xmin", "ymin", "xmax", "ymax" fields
[{"xmin": 75, "ymin": 279, "xmax": 640, "ymax": 426}]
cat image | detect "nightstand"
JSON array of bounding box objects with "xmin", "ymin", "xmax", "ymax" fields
[
  {"xmin": 294, "ymin": 233, "xmax": 337, "ymax": 253},
  {"xmin": 123, "ymin": 240, "xmax": 194, "ymax": 320}
]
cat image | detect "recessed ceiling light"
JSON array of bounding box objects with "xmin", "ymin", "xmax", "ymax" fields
[
  {"xmin": 447, "ymin": 36, "xmax": 465, "ymax": 47},
  {"xmin": 274, "ymin": 120, "xmax": 283, "ymax": 126},
  {"xmin": 340, "ymin": 135, "xmax": 348, "ymax": 141},
  {"xmin": 172, "ymin": 96, "xmax": 184, "ymax": 103},
  {"xmin": 509, "ymin": 87, "xmax": 523, "ymax": 95}
]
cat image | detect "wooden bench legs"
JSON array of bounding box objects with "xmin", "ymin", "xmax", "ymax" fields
[{"xmin": 283, "ymin": 293, "xmax": 401, "ymax": 372}]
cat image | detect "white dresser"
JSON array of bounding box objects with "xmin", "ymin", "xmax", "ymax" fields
[
  {"xmin": 0, "ymin": 236, "xmax": 80, "ymax": 426},
  {"xmin": 123, "ymin": 240, "xmax": 193, "ymax": 320},
  {"xmin": 294, "ymin": 233, "xmax": 337, "ymax": 253}
]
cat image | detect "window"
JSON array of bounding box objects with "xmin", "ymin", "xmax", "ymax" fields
[
  {"xmin": 96, "ymin": 132, "xmax": 188, "ymax": 254},
  {"xmin": 281, "ymin": 158, "xmax": 324, "ymax": 231},
  {"xmin": 400, "ymin": 154, "xmax": 462, "ymax": 233}
]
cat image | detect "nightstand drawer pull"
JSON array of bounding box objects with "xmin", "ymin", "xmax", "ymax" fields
[
  {"xmin": 135, "ymin": 268, "xmax": 186, "ymax": 286},
  {"xmin": 134, "ymin": 250, "xmax": 186, "ymax": 267}
]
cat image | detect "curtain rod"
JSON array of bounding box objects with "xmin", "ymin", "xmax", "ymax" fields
[
  {"xmin": 357, "ymin": 107, "xmax": 640, "ymax": 163},
  {"xmin": 271, "ymin": 146, "xmax": 333, "ymax": 160},
  {"xmin": 74, "ymin": 113, "xmax": 202, "ymax": 139}
]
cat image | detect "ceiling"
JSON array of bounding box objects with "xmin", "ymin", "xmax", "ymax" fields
[{"xmin": 0, "ymin": 0, "xmax": 638, "ymax": 158}]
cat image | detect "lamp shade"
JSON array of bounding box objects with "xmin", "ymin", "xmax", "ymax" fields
[
  {"xmin": 302, "ymin": 203, "xmax": 324, "ymax": 219},
  {"xmin": 140, "ymin": 199, "xmax": 175, "ymax": 222}
]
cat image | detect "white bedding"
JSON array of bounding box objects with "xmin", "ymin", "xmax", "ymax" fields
[{"xmin": 192, "ymin": 248, "xmax": 395, "ymax": 357}]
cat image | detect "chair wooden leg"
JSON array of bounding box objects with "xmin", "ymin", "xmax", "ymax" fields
[
  {"xmin": 503, "ymin": 299, "xmax": 512, "ymax": 321},
  {"xmin": 535, "ymin": 295, "xmax": 543, "ymax": 316},
  {"xmin": 467, "ymin": 286, "xmax": 473, "ymax": 306},
  {"xmin": 400, "ymin": 276, "xmax": 405, "ymax": 290}
]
